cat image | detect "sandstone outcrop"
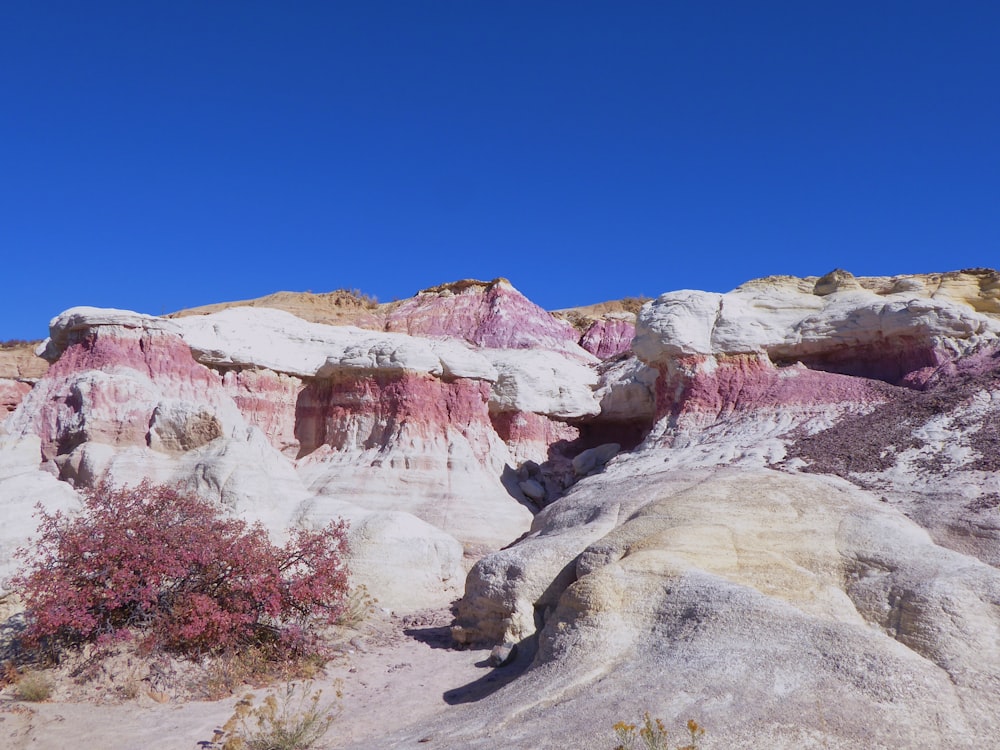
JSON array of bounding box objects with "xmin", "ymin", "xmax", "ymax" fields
[
  {"xmin": 445, "ymin": 269, "xmax": 1000, "ymax": 749},
  {"xmin": 0, "ymin": 342, "xmax": 47, "ymax": 415},
  {"xmin": 0, "ymin": 281, "xmax": 609, "ymax": 610},
  {"xmin": 0, "ymin": 342, "xmax": 47, "ymax": 380},
  {"xmin": 385, "ymin": 278, "xmax": 584, "ymax": 354},
  {"xmin": 0, "ymin": 379, "xmax": 32, "ymax": 416},
  {"xmin": 4, "ymin": 269, "xmax": 1000, "ymax": 749},
  {"xmin": 578, "ymin": 315, "xmax": 636, "ymax": 359},
  {"xmin": 169, "ymin": 288, "xmax": 386, "ymax": 329}
]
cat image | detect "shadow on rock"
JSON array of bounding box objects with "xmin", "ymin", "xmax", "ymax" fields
[
  {"xmin": 442, "ymin": 636, "xmax": 535, "ymax": 705},
  {"xmin": 0, "ymin": 612, "xmax": 27, "ymax": 663}
]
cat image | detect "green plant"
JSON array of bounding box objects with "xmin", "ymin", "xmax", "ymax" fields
[
  {"xmin": 613, "ymin": 713, "xmax": 704, "ymax": 750},
  {"xmin": 14, "ymin": 670, "xmax": 53, "ymax": 702},
  {"xmin": 210, "ymin": 681, "xmax": 339, "ymax": 750}
]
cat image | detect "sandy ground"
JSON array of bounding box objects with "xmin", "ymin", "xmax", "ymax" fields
[{"xmin": 0, "ymin": 608, "xmax": 493, "ymax": 750}]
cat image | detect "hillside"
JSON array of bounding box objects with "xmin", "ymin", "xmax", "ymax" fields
[{"xmin": 2, "ymin": 268, "xmax": 999, "ymax": 749}]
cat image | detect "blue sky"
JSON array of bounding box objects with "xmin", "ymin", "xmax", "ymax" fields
[{"xmin": 2, "ymin": 2, "xmax": 998, "ymax": 340}]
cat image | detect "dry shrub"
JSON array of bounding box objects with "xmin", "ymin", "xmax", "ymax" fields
[
  {"xmin": 206, "ymin": 681, "xmax": 340, "ymax": 750},
  {"xmin": 197, "ymin": 644, "xmax": 333, "ymax": 701},
  {"xmin": 619, "ymin": 296, "xmax": 652, "ymax": 315},
  {"xmin": 613, "ymin": 714, "xmax": 704, "ymax": 750},
  {"xmin": 14, "ymin": 670, "xmax": 53, "ymax": 702},
  {"xmin": 199, "ymin": 647, "xmax": 273, "ymax": 701},
  {"xmin": 336, "ymin": 584, "xmax": 378, "ymax": 630}
]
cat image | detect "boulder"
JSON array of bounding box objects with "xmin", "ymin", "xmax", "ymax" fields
[
  {"xmin": 571, "ymin": 442, "xmax": 620, "ymax": 476},
  {"xmin": 518, "ymin": 479, "xmax": 546, "ymax": 502},
  {"xmin": 578, "ymin": 315, "xmax": 636, "ymax": 359}
]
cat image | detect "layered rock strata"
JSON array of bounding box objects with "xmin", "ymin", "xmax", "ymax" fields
[
  {"xmin": 0, "ymin": 342, "xmax": 47, "ymax": 415},
  {"xmin": 4, "ymin": 268, "xmax": 1000, "ymax": 748},
  {"xmin": 0, "ymin": 281, "xmax": 612, "ymax": 610},
  {"xmin": 447, "ymin": 268, "xmax": 1000, "ymax": 749}
]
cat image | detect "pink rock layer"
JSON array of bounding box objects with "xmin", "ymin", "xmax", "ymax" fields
[
  {"xmin": 0, "ymin": 379, "xmax": 32, "ymax": 415},
  {"xmin": 773, "ymin": 336, "xmax": 951, "ymax": 388},
  {"xmin": 15, "ymin": 328, "xmax": 226, "ymax": 460},
  {"xmin": 490, "ymin": 410, "xmax": 580, "ymax": 464},
  {"xmin": 654, "ymin": 354, "xmax": 896, "ymax": 427},
  {"xmin": 46, "ymin": 328, "xmax": 218, "ymax": 388},
  {"xmin": 295, "ymin": 371, "xmax": 496, "ymax": 462},
  {"xmin": 579, "ymin": 318, "xmax": 635, "ymax": 360},
  {"xmin": 385, "ymin": 280, "xmax": 581, "ymax": 351},
  {"xmin": 222, "ymin": 368, "xmax": 302, "ymax": 456},
  {"xmin": 920, "ymin": 343, "xmax": 1000, "ymax": 388}
]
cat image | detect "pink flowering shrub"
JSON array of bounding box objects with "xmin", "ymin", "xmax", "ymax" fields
[{"xmin": 11, "ymin": 481, "xmax": 349, "ymax": 658}]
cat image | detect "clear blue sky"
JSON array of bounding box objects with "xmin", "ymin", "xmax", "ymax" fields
[{"xmin": 2, "ymin": 2, "xmax": 998, "ymax": 340}]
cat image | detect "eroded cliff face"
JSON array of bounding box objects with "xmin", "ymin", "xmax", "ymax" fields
[
  {"xmin": 0, "ymin": 280, "xmax": 625, "ymax": 612},
  {"xmin": 446, "ymin": 268, "xmax": 1000, "ymax": 750},
  {"xmin": 4, "ymin": 268, "xmax": 1000, "ymax": 749}
]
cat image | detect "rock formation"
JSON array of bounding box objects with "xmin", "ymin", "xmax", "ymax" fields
[
  {"xmin": 3, "ymin": 268, "xmax": 1000, "ymax": 748},
  {"xmin": 0, "ymin": 342, "xmax": 47, "ymax": 415}
]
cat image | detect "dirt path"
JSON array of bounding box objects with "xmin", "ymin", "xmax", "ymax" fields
[{"xmin": 0, "ymin": 608, "xmax": 492, "ymax": 750}]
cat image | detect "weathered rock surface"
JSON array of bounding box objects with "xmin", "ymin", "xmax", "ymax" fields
[
  {"xmin": 4, "ymin": 268, "xmax": 1000, "ymax": 749},
  {"xmin": 445, "ymin": 269, "xmax": 1000, "ymax": 749},
  {"xmin": 578, "ymin": 314, "xmax": 636, "ymax": 359},
  {"xmin": 0, "ymin": 342, "xmax": 49, "ymax": 415},
  {"xmin": 0, "ymin": 342, "xmax": 48, "ymax": 380},
  {"xmin": 385, "ymin": 278, "xmax": 584, "ymax": 355},
  {"xmin": 0, "ymin": 435, "xmax": 81, "ymax": 588},
  {"xmin": 0, "ymin": 379, "xmax": 32, "ymax": 415},
  {"xmin": 0, "ymin": 281, "xmax": 605, "ymax": 610},
  {"xmin": 447, "ymin": 464, "xmax": 1000, "ymax": 749},
  {"xmin": 555, "ymin": 297, "xmax": 647, "ymax": 359}
]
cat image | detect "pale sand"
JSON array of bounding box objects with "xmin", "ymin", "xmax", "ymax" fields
[{"xmin": 1, "ymin": 608, "xmax": 491, "ymax": 750}]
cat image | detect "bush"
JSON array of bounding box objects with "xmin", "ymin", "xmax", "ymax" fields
[
  {"xmin": 13, "ymin": 669, "xmax": 53, "ymax": 701},
  {"xmin": 11, "ymin": 481, "xmax": 349, "ymax": 659},
  {"xmin": 208, "ymin": 681, "xmax": 339, "ymax": 750},
  {"xmin": 613, "ymin": 714, "xmax": 704, "ymax": 750}
]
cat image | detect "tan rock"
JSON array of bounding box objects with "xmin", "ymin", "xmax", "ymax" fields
[{"xmin": 0, "ymin": 342, "xmax": 47, "ymax": 380}]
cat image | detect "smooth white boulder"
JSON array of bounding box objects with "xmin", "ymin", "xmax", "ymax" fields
[{"xmin": 484, "ymin": 349, "xmax": 600, "ymax": 419}]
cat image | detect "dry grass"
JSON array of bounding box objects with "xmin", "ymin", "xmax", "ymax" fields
[
  {"xmin": 337, "ymin": 584, "xmax": 378, "ymax": 629},
  {"xmin": 612, "ymin": 714, "xmax": 704, "ymax": 750},
  {"xmin": 206, "ymin": 681, "xmax": 340, "ymax": 750},
  {"xmin": 194, "ymin": 645, "xmax": 334, "ymax": 701},
  {"xmin": 14, "ymin": 669, "xmax": 53, "ymax": 702},
  {"xmin": 0, "ymin": 338, "xmax": 42, "ymax": 350}
]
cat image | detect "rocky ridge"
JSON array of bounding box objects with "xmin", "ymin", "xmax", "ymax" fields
[{"xmin": 2, "ymin": 268, "xmax": 1000, "ymax": 749}]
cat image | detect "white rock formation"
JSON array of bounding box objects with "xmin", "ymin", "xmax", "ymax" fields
[{"xmin": 6, "ymin": 270, "xmax": 1000, "ymax": 748}]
